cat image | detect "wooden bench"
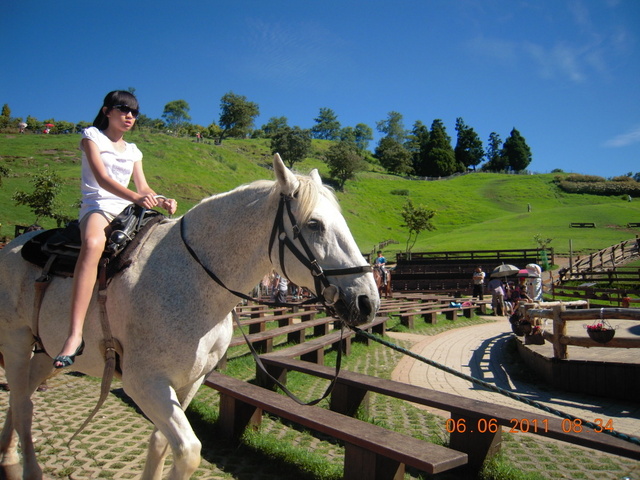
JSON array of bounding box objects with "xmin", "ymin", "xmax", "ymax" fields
[
  {"xmin": 238, "ymin": 310, "xmax": 316, "ymax": 333},
  {"xmin": 375, "ymin": 300, "xmax": 430, "ymax": 316},
  {"xmin": 229, "ymin": 316, "xmax": 334, "ymax": 352},
  {"xmin": 236, "ymin": 305, "xmax": 287, "ymax": 317},
  {"xmin": 398, "ymin": 304, "xmax": 476, "ymax": 328},
  {"xmin": 570, "ymin": 222, "xmax": 596, "ymax": 228},
  {"xmin": 205, "ymin": 372, "xmax": 468, "ymax": 479},
  {"xmin": 627, "ymin": 222, "xmax": 640, "ymax": 228},
  {"xmin": 257, "ymin": 356, "xmax": 640, "ymax": 472},
  {"xmin": 260, "ymin": 316, "xmax": 388, "ymax": 364}
]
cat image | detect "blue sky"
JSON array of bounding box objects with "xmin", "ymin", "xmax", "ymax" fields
[{"xmin": 2, "ymin": 0, "xmax": 638, "ymax": 177}]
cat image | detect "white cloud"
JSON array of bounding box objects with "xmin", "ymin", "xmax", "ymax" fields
[{"xmin": 603, "ymin": 126, "xmax": 640, "ymax": 147}]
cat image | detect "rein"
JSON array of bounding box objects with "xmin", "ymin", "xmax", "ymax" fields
[{"xmin": 180, "ymin": 192, "xmax": 371, "ymax": 405}]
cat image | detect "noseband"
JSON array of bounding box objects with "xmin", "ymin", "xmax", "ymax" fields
[{"xmin": 180, "ymin": 192, "xmax": 371, "ymax": 310}]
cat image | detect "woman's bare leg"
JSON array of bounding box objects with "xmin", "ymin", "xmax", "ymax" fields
[{"xmin": 54, "ymin": 213, "xmax": 109, "ymax": 364}]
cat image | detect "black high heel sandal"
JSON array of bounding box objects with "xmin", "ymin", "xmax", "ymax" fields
[{"xmin": 53, "ymin": 339, "xmax": 85, "ymax": 369}]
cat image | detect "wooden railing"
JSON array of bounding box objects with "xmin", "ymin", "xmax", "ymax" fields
[
  {"xmin": 561, "ymin": 237, "xmax": 640, "ymax": 280},
  {"xmin": 524, "ymin": 304, "xmax": 640, "ymax": 359},
  {"xmin": 557, "ymin": 267, "xmax": 640, "ymax": 287},
  {"xmin": 551, "ymin": 284, "xmax": 640, "ymax": 307},
  {"xmin": 396, "ymin": 247, "xmax": 551, "ymax": 266}
]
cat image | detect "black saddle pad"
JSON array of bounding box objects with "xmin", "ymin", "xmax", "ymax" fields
[
  {"xmin": 21, "ymin": 226, "xmax": 81, "ymax": 276},
  {"xmin": 21, "ymin": 209, "xmax": 164, "ymax": 278}
]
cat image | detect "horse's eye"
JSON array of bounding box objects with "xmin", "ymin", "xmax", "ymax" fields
[{"xmin": 307, "ymin": 219, "xmax": 321, "ymax": 231}]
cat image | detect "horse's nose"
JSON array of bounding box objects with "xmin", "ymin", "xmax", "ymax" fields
[{"xmin": 357, "ymin": 295, "xmax": 375, "ymax": 323}]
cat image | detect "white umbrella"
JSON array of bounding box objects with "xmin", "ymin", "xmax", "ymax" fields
[
  {"xmin": 491, "ymin": 264, "xmax": 519, "ymax": 278},
  {"xmin": 525, "ymin": 263, "xmax": 542, "ymax": 278}
]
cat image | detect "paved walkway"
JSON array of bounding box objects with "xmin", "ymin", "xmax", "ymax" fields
[{"xmin": 390, "ymin": 313, "xmax": 640, "ymax": 479}]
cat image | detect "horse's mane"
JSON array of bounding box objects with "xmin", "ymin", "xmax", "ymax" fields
[
  {"xmin": 269, "ymin": 173, "xmax": 340, "ymax": 224},
  {"xmin": 194, "ymin": 172, "xmax": 340, "ymax": 225}
]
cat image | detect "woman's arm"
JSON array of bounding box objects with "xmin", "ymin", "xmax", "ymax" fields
[
  {"xmin": 132, "ymin": 160, "xmax": 177, "ymax": 214},
  {"xmin": 83, "ymin": 138, "xmax": 157, "ymax": 209}
]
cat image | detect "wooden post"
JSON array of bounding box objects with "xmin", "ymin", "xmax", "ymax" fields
[
  {"xmin": 552, "ymin": 305, "xmax": 567, "ymax": 359},
  {"xmin": 448, "ymin": 413, "xmax": 502, "ymax": 474}
]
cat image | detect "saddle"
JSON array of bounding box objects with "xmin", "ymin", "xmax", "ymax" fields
[{"xmin": 21, "ymin": 204, "xmax": 165, "ymax": 281}]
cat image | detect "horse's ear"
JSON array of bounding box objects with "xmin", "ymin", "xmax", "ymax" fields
[
  {"xmin": 273, "ymin": 153, "xmax": 299, "ymax": 196},
  {"xmin": 309, "ymin": 169, "xmax": 323, "ymax": 187}
]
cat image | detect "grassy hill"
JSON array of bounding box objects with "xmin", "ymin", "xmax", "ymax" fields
[{"xmin": 2, "ymin": 132, "xmax": 639, "ymax": 259}]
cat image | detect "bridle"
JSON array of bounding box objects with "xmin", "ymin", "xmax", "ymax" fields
[
  {"xmin": 267, "ymin": 193, "xmax": 372, "ymax": 308},
  {"xmin": 179, "ymin": 191, "xmax": 373, "ymax": 406},
  {"xmin": 180, "ymin": 192, "xmax": 372, "ymax": 311}
]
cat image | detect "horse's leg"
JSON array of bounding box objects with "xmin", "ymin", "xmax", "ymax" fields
[
  {"xmin": 0, "ymin": 406, "xmax": 19, "ymax": 467},
  {"xmin": 139, "ymin": 380, "xmax": 203, "ymax": 480},
  {"xmin": 128, "ymin": 377, "xmax": 202, "ymax": 480},
  {"xmin": 141, "ymin": 427, "xmax": 170, "ymax": 480},
  {"xmin": 0, "ymin": 352, "xmax": 52, "ymax": 471},
  {"xmin": 2, "ymin": 329, "xmax": 46, "ymax": 480}
]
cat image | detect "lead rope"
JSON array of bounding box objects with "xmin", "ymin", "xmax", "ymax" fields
[
  {"xmin": 350, "ymin": 326, "xmax": 640, "ymax": 447},
  {"xmin": 232, "ymin": 309, "xmax": 344, "ymax": 406}
]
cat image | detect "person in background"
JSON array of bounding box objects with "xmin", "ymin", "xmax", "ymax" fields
[
  {"xmin": 374, "ymin": 250, "xmax": 388, "ymax": 285},
  {"xmin": 274, "ymin": 273, "xmax": 288, "ymax": 304},
  {"xmin": 487, "ymin": 275, "xmax": 505, "ymax": 316},
  {"xmin": 472, "ymin": 266, "xmax": 485, "ymax": 300}
]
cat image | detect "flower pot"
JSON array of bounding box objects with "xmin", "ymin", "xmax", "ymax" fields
[
  {"xmin": 587, "ymin": 329, "xmax": 615, "ymax": 344},
  {"xmin": 511, "ymin": 322, "xmax": 532, "ymax": 336},
  {"xmin": 524, "ymin": 333, "xmax": 545, "ymax": 345}
]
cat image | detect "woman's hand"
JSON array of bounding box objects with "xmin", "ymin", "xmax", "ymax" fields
[
  {"xmin": 161, "ymin": 198, "xmax": 178, "ymax": 215},
  {"xmin": 136, "ymin": 193, "xmax": 159, "ymax": 210}
]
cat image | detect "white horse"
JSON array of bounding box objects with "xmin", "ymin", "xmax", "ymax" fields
[{"xmin": 0, "ymin": 154, "xmax": 379, "ymax": 479}]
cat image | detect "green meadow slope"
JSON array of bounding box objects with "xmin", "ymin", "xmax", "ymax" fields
[{"xmin": 1, "ymin": 132, "xmax": 638, "ymax": 258}]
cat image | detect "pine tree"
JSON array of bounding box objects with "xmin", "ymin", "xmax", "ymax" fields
[
  {"xmin": 502, "ymin": 128, "xmax": 532, "ymax": 172},
  {"xmin": 454, "ymin": 117, "xmax": 484, "ymax": 171}
]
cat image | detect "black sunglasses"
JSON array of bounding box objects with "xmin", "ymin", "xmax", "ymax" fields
[{"xmin": 112, "ymin": 105, "xmax": 140, "ymax": 118}]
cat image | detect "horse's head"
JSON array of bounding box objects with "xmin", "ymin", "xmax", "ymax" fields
[{"xmin": 270, "ymin": 154, "xmax": 379, "ymax": 326}]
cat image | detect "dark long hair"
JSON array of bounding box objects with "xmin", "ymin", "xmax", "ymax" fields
[{"xmin": 92, "ymin": 90, "xmax": 140, "ymax": 130}]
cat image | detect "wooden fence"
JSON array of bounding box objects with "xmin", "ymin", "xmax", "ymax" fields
[
  {"xmin": 551, "ymin": 284, "xmax": 640, "ymax": 307},
  {"xmin": 557, "ymin": 267, "xmax": 640, "ymax": 287},
  {"xmin": 524, "ymin": 304, "xmax": 640, "ymax": 360},
  {"xmin": 560, "ymin": 237, "xmax": 639, "ymax": 281},
  {"xmin": 396, "ymin": 247, "xmax": 551, "ymax": 265}
]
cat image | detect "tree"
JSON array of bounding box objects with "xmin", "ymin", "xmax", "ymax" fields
[
  {"xmin": 421, "ymin": 119, "xmax": 461, "ymax": 177},
  {"xmin": 376, "ymin": 111, "xmax": 406, "ymax": 143},
  {"xmin": 261, "ymin": 116, "xmax": 289, "ymax": 138},
  {"xmin": 218, "ymin": 91, "xmax": 260, "ymax": 143},
  {"xmin": 400, "ymin": 198, "xmax": 436, "ymax": 253},
  {"xmin": 502, "ymin": 128, "xmax": 532, "ymax": 172},
  {"xmin": 324, "ymin": 141, "xmax": 367, "ymax": 189},
  {"xmin": 12, "ymin": 169, "xmax": 71, "ymax": 226},
  {"xmin": 483, "ymin": 132, "xmax": 506, "ymax": 172},
  {"xmin": 270, "ymin": 127, "xmax": 312, "ymax": 168},
  {"xmin": 311, "ymin": 108, "xmax": 341, "ymax": 140},
  {"xmin": 0, "ymin": 104, "xmax": 10, "ymax": 129},
  {"xmin": 406, "ymin": 121, "xmax": 429, "ymax": 175},
  {"xmin": 454, "ymin": 117, "xmax": 484, "ymax": 171},
  {"xmin": 162, "ymin": 100, "xmax": 191, "ymax": 130},
  {"xmin": 353, "ymin": 123, "xmax": 373, "ymax": 152},
  {"xmin": 374, "ymin": 137, "xmax": 413, "ymax": 175}
]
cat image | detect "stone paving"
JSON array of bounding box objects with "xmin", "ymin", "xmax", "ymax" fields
[
  {"xmin": 1, "ymin": 314, "xmax": 639, "ymax": 479},
  {"xmin": 390, "ymin": 314, "xmax": 640, "ymax": 480}
]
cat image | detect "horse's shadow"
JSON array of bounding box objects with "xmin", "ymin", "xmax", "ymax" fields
[
  {"xmin": 109, "ymin": 387, "xmax": 328, "ymax": 479},
  {"xmin": 467, "ymin": 333, "xmax": 639, "ymax": 417}
]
